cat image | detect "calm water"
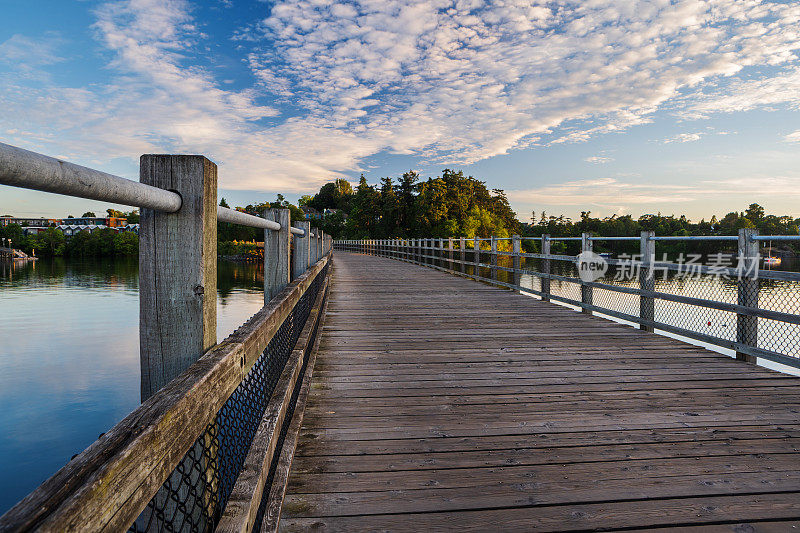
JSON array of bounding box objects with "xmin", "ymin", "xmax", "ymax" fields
[{"xmin": 0, "ymin": 258, "xmax": 265, "ymax": 514}]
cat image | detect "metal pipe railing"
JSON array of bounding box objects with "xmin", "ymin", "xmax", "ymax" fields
[
  {"xmin": 0, "ymin": 142, "xmax": 182, "ymax": 213},
  {"xmin": 0, "ymin": 142, "xmax": 307, "ymax": 235},
  {"xmin": 651, "ymin": 235, "xmax": 738, "ymax": 241}
]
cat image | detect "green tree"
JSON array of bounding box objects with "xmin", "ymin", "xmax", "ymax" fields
[
  {"xmin": 347, "ymin": 176, "xmax": 380, "ymax": 237},
  {"xmin": 745, "ymin": 203, "xmax": 765, "ymax": 223},
  {"xmin": 395, "ymin": 171, "xmax": 419, "ymax": 235},
  {"xmin": 378, "ymin": 177, "xmax": 400, "ymax": 237}
]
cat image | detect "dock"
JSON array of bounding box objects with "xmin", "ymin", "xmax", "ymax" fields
[{"xmin": 278, "ymin": 252, "xmax": 800, "ymax": 531}]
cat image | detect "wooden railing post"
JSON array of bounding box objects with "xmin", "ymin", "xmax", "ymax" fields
[
  {"xmin": 292, "ymin": 221, "xmax": 310, "ymax": 280},
  {"xmin": 439, "ymin": 238, "xmax": 444, "ymax": 269},
  {"xmin": 513, "ymin": 234, "xmax": 521, "ymax": 291},
  {"xmin": 460, "ymin": 237, "xmax": 466, "ymax": 273},
  {"xmin": 541, "ymin": 235, "xmax": 551, "ymax": 302},
  {"xmin": 490, "ymin": 236, "xmax": 498, "ymax": 281},
  {"xmin": 265, "ymin": 208, "xmax": 290, "ymax": 303},
  {"xmin": 639, "ymin": 231, "xmax": 655, "ymax": 331},
  {"xmin": 581, "ymin": 232, "xmax": 593, "ymax": 315},
  {"xmin": 448, "ymin": 237, "xmax": 454, "ymax": 271},
  {"xmin": 737, "ymin": 228, "xmax": 759, "ymax": 363},
  {"xmin": 473, "ymin": 238, "xmax": 480, "ymax": 278},
  {"xmin": 139, "ymin": 155, "xmax": 217, "ymax": 401}
]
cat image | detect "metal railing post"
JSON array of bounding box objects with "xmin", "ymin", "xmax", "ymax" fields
[
  {"xmin": 265, "ymin": 208, "xmax": 291, "ymax": 303},
  {"xmin": 460, "ymin": 237, "xmax": 466, "ymax": 273},
  {"xmin": 639, "ymin": 231, "xmax": 655, "ymax": 331},
  {"xmin": 737, "ymin": 228, "xmax": 759, "ymax": 363},
  {"xmin": 581, "ymin": 232, "xmax": 593, "ymax": 315},
  {"xmin": 513, "ymin": 234, "xmax": 521, "ymax": 291},
  {"xmin": 491, "ymin": 236, "xmax": 498, "ymax": 281},
  {"xmin": 139, "ymin": 155, "xmax": 217, "ymax": 401},
  {"xmin": 292, "ymin": 221, "xmax": 311, "ymax": 279},
  {"xmin": 541, "ymin": 235, "xmax": 551, "ymax": 302}
]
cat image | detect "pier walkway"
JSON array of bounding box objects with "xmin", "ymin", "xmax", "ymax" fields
[{"xmin": 278, "ymin": 252, "xmax": 800, "ymax": 532}]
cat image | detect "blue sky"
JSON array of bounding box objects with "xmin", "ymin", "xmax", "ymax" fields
[{"xmin": 1, "ymin": 0, "xmax": 800, "ymax": 222}]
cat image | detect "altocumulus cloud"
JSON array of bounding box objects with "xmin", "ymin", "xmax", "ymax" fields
[{"xmin": 2, "ymin": 0, "xmax": 800, "ymax": 192}]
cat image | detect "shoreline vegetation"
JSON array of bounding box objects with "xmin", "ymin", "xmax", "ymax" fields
[{"xmin": 2, "ymin": 170, "xmax": 798, "ymax": 259}]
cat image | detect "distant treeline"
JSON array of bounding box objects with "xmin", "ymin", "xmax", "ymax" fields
[
  {"xmin": 302, "ymin": 169, "xmax": 518, "ymax": 240},
  {"xmin": 525, "ymin": 204, "xmax": 800, "ymax": 255},
  {"xmin": 3, "ymin": 170, "xmax": 798, "ymax": 258},
  {"xmin": 0, "ymin": 225, "xmax": 139, "ymax": 257}
]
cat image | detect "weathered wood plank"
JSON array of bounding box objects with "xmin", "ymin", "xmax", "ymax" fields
[
  {"xmin": 279, "ymin": 252, "xmax": 800, "ymax": 531},
  {"xmin": 262, "ymin": 266, "xmax": 332, "ymax": 533}
]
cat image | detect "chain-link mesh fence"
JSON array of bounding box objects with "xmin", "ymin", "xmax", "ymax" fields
[
  {"xmin": 129, "ymin": 263, "xmax": 328, "ymax": 533},
  {"xmin": 339, "ymin": 239, "xmax": 800, "ymax": 369},
  {"xmin": 758, "ymin": 277, "xmax": 800, "ymax": 358}
]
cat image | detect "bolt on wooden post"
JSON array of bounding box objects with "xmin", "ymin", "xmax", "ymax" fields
[
  {"xmin": 264, "ymin": 208, "xmax": 290, "ymax": 303},
  {"xmin": 541, "ymin": 235, "xmax": 551, "ymax": 302},
  {"xmin": 139, "ymin": 154, "xmax": 218, "ymax": 401},
  {"xmin": 639, "ymin": 231, "xmax": 655, "ymax": 332},
  {"xmin": 292, "ymin": 221, "xmax": 311, "ymax": 280},
  {"xmin": 581, "ymin": 232, "xmax": 593, "ymax": 315},
  {"xmin": 737, "ymin": 228, "xmax": 759, "ymax": 363}
]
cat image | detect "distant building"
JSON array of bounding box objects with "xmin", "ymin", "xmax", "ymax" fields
[
  {"xmin": 301, "ymin": 207, "xmax": 322, "ymax": 220},
  {"xmin": 1, "ymin": 217, "xmax": 61, "ymax": 228},
  {"xmin": 55, "ymin": 224, "xmax": 139, "ymax": 237},
  {"xmin": 19, "ymin": 224, "xmax": 140, "ymax": 237},
  {"xmin": 65, "ymin": 216, "xmax": 127, "ymax": 227},
  {"xmin": 323, "ymin": 208, "xmax": 347, "ymax": 219}
]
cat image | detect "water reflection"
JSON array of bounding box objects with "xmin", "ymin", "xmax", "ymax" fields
[{"xmin": 0, "ymin": 257, "xmax": 265, "ymax": 514}]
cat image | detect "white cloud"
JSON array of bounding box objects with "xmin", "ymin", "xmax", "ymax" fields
[
  {"xmin": 2, "ymin": 0, "xmax": 800, "ymax": 193},
  {"xmin": 585, "ymin": 156, "xmax": 613, "ymax": 164},
  {"xmin": 663, "ymin": 133, "xmax": 703, "ymax": 144},
  {"xmin": 785, "ymin": 130, "xmax": 800, "ymax": 143},
  {"xmin": 679, "ymin": 67, "xmax": 800, "ymax": 120},
  {"xmin": 0, "ymin": 34, "xmax": 64, "ymax": 67}
]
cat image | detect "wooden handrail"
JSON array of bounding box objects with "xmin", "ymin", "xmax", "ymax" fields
[{"xmin": 0, "ymin": 254, "xmax": 331, "ymax": 532}]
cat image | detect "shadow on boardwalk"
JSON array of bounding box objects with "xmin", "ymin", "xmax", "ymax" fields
[{"xmin": 279, "ymin": 252, "xmax": 800, "ymax": 532}]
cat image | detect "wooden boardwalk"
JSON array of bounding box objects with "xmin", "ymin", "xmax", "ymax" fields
[{"xmin": 278, "ymin": 252, "xmax": 800, "ymax": 532}]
